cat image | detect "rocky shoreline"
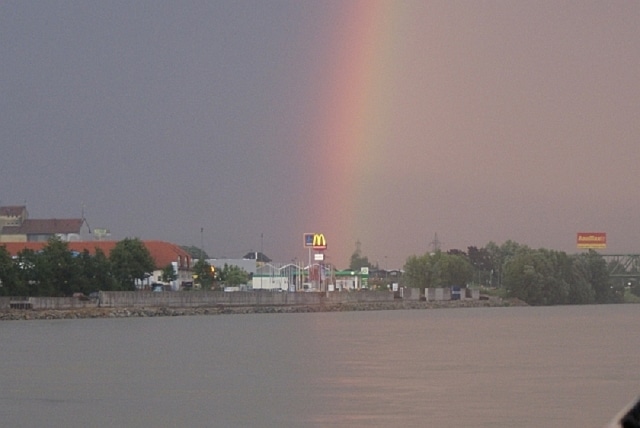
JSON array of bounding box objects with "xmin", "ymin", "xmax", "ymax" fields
[{"xmin": 0, "ymin": 297, "xmax": 527, "ymax": 321}]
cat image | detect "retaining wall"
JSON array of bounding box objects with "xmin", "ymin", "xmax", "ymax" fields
[
  {"xmin": 2, "ymin": 287, "xmax": 475, "ymax": 310},
  {"xmin": 98, "ymin": 290, "xmax": 399, "ymax": 307},
  {"xmin": 0, "ymin": 297, "xmax": 11, "ymax": 310},
  {"xmin": 324, "ymin": 291, "xmax": 395, "ymax": 304},
  {"xmin": 0, "ymin": 296, "xmax": 97, "ymax": 310},
  {"xmin": 98, "ymin": 290, "xmax": 329, "ymax": 308},
  {"xmin": 29, "ymin": 297, "xmax": 96, "ymax": 310},
  {"xmin": 466, "ymin": 289, "xmax": 480, "ymax": 299},
  {"xmin": 425, "ymin": 288, "xmax": 452, "ymax": 301},
  {"xmin": 403, "ymin": 287, "xmax": 422, "ymax": 301}
]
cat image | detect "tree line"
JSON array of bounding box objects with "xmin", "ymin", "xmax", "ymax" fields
[
  {"xmin": 0, "ymin": 237, "xmax": 157, "ymax": 297},
  {"xmin": 191, "ymin": 258, "xmax": 250, "ymax": 290},
  {"xmin": 401, "ymin": 240, "xmax": 629, "ymax": 305},
  {"xmin": 2, "ymin": 237, "xmax": 636, "ymax": 304},
  {"xmin": 0, "ymin": 237, "xmax": 253, "ymax": 297}
]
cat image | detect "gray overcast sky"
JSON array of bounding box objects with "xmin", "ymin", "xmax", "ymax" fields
[{"xmin": 2, "ymin": 1, "xmax": 639, "ymax": 269}]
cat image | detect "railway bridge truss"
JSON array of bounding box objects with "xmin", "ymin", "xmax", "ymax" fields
[{"xmin": 602, "ymin": 254, "xmax": 640, "ymax": 286}]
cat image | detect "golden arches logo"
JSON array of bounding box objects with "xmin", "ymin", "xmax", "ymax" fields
[
  {"xmin": 304, "ymin": 233, "xmax": 327, "ymax": 250},
  {"xmin": 312, "ymin": 233, "xmax": 327, "ymax": 249}
]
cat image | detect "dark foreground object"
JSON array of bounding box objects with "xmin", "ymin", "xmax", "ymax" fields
[{"xmin": 607, "ymin": 397, "xmax": 640, "ymax": 428}]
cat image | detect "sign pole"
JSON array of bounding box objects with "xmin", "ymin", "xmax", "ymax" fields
[{"xmin": 308, "ymin": 247, "xmax": 311, "ymax": 288}]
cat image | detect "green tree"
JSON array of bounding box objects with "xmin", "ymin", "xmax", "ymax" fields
[
  {"xmin": 161, "ymin": 264, "xmax": 178, "ymax": 284},
  {"xmin": 630, "ymin": 282, "xmax": 640, "ymax": 298},
  {"xmin": 14, "ymin": 249, "xmax": 39, "ymax": 296},
  {"xmin": 423, "ymin": 251, "xmax": 446, "ymax": 288},
  {"xmin": 192, "ymin": 259, "xmax": 216, "ymax": 289},
  {"xmin": 76, "ymin": 248, "xmax": 115, "ymax": 293},
  {"xmin": 181, "ymin": 245, "xmax": 209, "ymax": 260},
  {"xmin": 403, "ymin": 251, "xmax": 474, "ymax": 290},
  {"xmin": 568, "ymin": 257, "xmax": 596, "ymax": 304},
  {"xmin": 0, "ymin": 246, "xmax": 21, "ymax": 296},
  {"xmin": 402, "ymin": 253, "xmax": 432, "ymax": 289},
  {"xmin": 109, "ymin": 238, "xmax": 155, "ymax": 290},
  {"xmin": 467, "ymin": 246, "xmax": 494, "ymax": 286},
  {"xmin": 484, "ymin": 240, "xmax": 529, "ymax": 288},
  {"xmin": 573, "ymin": 250, "xmax": 615, "ymax": 303},
  {"xmin": 37, "ymin": 237, "xmax": 82, "ymax": 296},
  {"xmin": 439, "ymin": 253, "xmax": 474, "ymax": 287},
  {"xmin": 503, "ymin": 248, "xmax": 570, "ymax": 305},
  {"xmin": 503, "ymin": 249, "xmax": 542, "ymax": 304},
  {"xmin": 74, "ymin": 250, "xmax": 94, "ymax": 294},
  {"xmin": 538, "ymin": 249, "xmax": 571, "ymax": 305},
  {"xmin": 12, "ymin": 237, "xmax": 82, "ymax": 296},
  {"xmin": 218, "ymin": 264, "xmax": 249, "ymax": 288}
]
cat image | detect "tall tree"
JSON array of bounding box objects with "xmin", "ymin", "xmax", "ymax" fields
[
  {"xmin": 14, "ymin": 249, "xmax": 39, "ymax": 296},
  {"xmin": 77, "ymin": 248, "xmax": 115, "ymax": 293},
  {"xmin": 568, "ymin": 255, "xmax": 596, "ymax": 304},
  {"xmin": 109, "ymin": 238, "xmax": 155, "ymax": 290},
  {"xmin": 483, "ymin": 240, "xmax": 529, "ymax": 288},
  {"xmin": 403, "ymin": 254, "xmax": 432, "ymax": 289},
  {"xmin": 193, "ymin": 259, "xmax": 216, "ymax": 289},
  {"xmin": 38, "ymin": 237, "xmax": 81, "ymax": 296},
  {"xmin": 0, "ymin": 246, "xmax": 21, "ymax": 296},
  {"xmin": 439, "ymin": 253, "xmax": 475, "ymax": 287},
  {"xmin": 467, "ymin": 246, "xmax": 494, "ymax": 286},
  {"xmin": 573, "ymin": 250, "xmax": 615, "ymax": 303},
  {"xmin": 503, "ymin": 248, "xmax": 570, "ymax": 305},
  {"xmin": 503, "ymin": 249, "xmax": 544, "ymax": 304}
]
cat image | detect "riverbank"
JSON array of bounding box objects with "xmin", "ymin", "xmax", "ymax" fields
[{"xmin": 0, "ymin": 296, "xmax": 527, "ymax": 321}]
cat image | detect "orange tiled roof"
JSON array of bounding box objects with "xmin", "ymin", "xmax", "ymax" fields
[{"xmin": 0, "ymin": 240, "xmax": 191, "ymax": 270}]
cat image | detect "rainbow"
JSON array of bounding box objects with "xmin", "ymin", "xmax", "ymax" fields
[{"xmin": 306, "ymin": 2, "xmax": 410, "ymax": 267}]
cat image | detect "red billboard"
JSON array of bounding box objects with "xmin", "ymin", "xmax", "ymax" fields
[{"xmin": 577, "ymin": 232, "xmax": 606, "ymax": 249}]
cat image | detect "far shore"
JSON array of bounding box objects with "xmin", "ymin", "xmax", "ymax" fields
[{"xmin": 0, "ymin": 296, "xmax": 528, "ymax": 321}]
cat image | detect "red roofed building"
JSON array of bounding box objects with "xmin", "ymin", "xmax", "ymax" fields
[
  {"xmin": 0, "ymin": 205, "xmax": 88, "ymax": 243},
  {"xmin": 2, "ymin": 240, "xmax": 193, "ymax": 290}
]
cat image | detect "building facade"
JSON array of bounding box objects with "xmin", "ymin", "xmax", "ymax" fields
[{"xmin": 0, "ymin": 205, "xmax": 87, "ymax": 243}]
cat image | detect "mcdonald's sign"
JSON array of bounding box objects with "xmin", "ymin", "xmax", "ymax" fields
[{"xmin": 303, "ymin": 233, "xmax": 327, "ymax": 250}]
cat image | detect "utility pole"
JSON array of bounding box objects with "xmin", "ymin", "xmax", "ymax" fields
[{"xmin": 200, "ymin": 227, "xmax": 204, "ymax": 261}]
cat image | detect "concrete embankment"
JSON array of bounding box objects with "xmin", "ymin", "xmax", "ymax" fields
[{"xmin": 0, "ymin": 297, "xmax": 526, "ymax": 321}]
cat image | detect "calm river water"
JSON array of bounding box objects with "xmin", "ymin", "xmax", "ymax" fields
[{"xmin": 0, "ymin": 304, "xmax": 638, "ymax": 427}]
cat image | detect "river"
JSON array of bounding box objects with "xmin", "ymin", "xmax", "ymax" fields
[{"xmin": 0, "ymin": 304, "xmax": 638, "ymax": 427}]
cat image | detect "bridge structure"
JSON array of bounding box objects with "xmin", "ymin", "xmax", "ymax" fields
[{"xmin": 602, "ymin": 254, "xmax": 640, "ymax": 286}]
